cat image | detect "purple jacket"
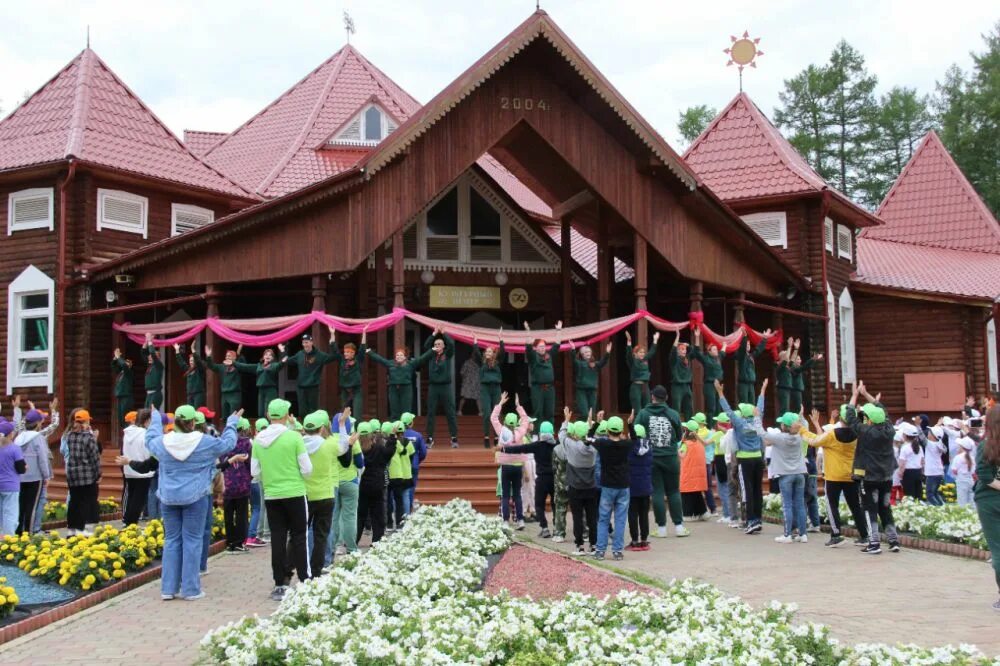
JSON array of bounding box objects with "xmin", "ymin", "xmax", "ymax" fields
[
  {"xmin": 628, "ymin": 438, "xmax": 653, "ymax": 497},
  {"xmin": 219, "ymin": 436, "xmax": 252, "ymax": 499}
]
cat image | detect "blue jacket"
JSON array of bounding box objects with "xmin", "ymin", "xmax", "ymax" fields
[
  {"xmin": 404, "ymin": 428, "xmax": 427, "ymax": 473},
  {"xmin": 720, "ymin": 394, "xmax": 765, "ymax": 455},
  {"xmin": 628, "ymin": 438, "xmax": 653, "ymax": 496},
  {"xmin": 146, "ymin": 410, "xmax": 238, "ymax": 506}
]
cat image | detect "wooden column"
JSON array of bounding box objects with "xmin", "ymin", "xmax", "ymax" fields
[
  {"xmin": 310, "ymin": 275, "xmax": 328, "ymax": 408},
  {"xmin": 561, "ymin": 217, "xmax": 573, "ymax": 411},
  {"xmin": 690, "ymin": 282, "xmax": 704, "ymax": 412},
  {"xmin": 732, "ymin": 292, "xmax": 746, "ymax": 390},
  {"xmin": 392, "ymin": 231, "xmax": 405, "ymax": 352},
  {"xmin": 205, "ymin": 284, "xmax": 220, "ymax": 414},
  {"xmin": 772, "ymin": 311, "xmax": 783, "ymax": 419},
  {"xmin": 597, "ymin": 212, "xmax": 611, "ymax": 410},
  {"xmin": 374, "ymin": 246, "xmax": 388, "ymax": 417},
  {"xmin": 634, "ymin": 234, "xmax": 648, "ymax": 344}
]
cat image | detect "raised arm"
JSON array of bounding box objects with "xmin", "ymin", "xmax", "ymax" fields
[
  {"xmin": 367, "ymin": 350, "xmax": 393, "ymax": 368},
  {"xmin": 490, "ymin": 392, "xmax": 508, "ymax": 437},
  {"xmin": 646, "ymin": 332, "xmax": 660, "ymax": 359}
]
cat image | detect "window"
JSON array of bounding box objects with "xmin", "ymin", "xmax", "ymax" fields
[
  {"xmin": 98, "ymin": 188, "xmax": 148, "ymax": 238},
  {"xmin": 740, "ymin": 211, "xmax": 787, "ymax": 249},
  {"xmin": 469, "ymin": 189, "xmax": 502, "ymax": 261},
  {"xmin": 8, "ymin": 188, "xmax": 54, "ymax": 234},
  {"xmin": 826, "ymin": 286, "xmax": 839, "ymax": 387},
  {"xmin": 838, "ymin": 288, "xmax": 856, "ymax": 385},
  {"xmin": 837, "ymin": 224, "xmax": 853, "ymax": 261},
  {"xmin": 330, "ymin": 104, "xmax": 399, "ymax": 145},
  {"xmin": 364, "ymin": 106, "xmax": 383, "ymax": 142},
  {"xmin": 7, "ymin": 265, "xmax": 54, "ymax": 391},
  {"xmin": 171, "ymin": 203, "xmax": 214, "ymax": 236},
  {"xmin": 988, "ymin": 319, "xmax": 998, "ymax": 393},
  {"xmin": 824, "ymin": 217, "xmax": 834, "ymax": 254},
  {"xmin": 425, "ymin": 188, "xmax": 459, "ymax": 260}
]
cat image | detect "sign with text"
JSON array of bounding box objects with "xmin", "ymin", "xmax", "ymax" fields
[{"xmin": 429, "ymin": 286, "xmax": 501, "ymax": 309}]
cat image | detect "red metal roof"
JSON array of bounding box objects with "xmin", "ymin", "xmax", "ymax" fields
[
  {"xmin": 541, "ymin": 224, "xmax": 634, "ymax": 283},
  {"xmin": 0, "ymin": 49, "xmax": 252, "ymax": 199},
  {"xmin": 476, "ymin": 154, "xmax": 552, "ymax": 219},
  {"xmin": 183, "ymin": 130, "xmax": 225, "ymax": 157},
  {"xmin": 855, "ymin": 237, "xmax": 1000, "ymax": 302},
  {"xmin": 201, "ymin": 45, "xmax": 420, "ymax": 197},
  {"xmin": 866, "ymin": 131, "xmax": 1000, "ymax": 254}
]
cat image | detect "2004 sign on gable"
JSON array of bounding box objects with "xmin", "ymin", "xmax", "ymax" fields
[{"xmin": 499, "ymin": 97, "xmax": 549, "ymax": 111}]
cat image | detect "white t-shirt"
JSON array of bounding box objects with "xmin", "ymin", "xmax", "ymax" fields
[
  {"xmin": 897, "ymin": 443, "xmax": 924, "ymax": 470},
  {"xmin": 943, "ymin": 427, "xmax": 963, "ymax": 460},
  {"xmin": 949, "ymin": 451, "xmax": 976, "ymax": 484},
  {"xmin": 924, "ymin": 439, "xmax": 946, "ymax": 476}
]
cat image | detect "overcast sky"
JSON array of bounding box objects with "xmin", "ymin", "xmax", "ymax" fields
[{"xmin": 0, "ymin": 1, "xmax": 996, "ymax": 149}]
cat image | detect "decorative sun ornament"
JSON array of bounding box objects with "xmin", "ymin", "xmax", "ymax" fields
[{"xmin": 724, "ymin": 31, "xmax": 763, "ymax": 71}]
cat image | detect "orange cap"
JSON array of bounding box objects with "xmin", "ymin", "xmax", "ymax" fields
[
  {"xmin": 124, "ymin": 411, "xmax": 138, "ymax": 424},
  {"xmin": 74, "ymin": 409, "xmax": 92, "ymax": 422}
]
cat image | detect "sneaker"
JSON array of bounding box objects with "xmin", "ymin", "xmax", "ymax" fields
[
  {"xmin": 825, "ymin": 535, "xmax": 846, "ymax": 548},
  {"xmin": 183, "ymin": 591, "xmax": 206, "ymax": 601},
  {"xmin": 270, "ymin": 585, "xmax": 288, "ymax": 601},
  {"xmin": 745, "ymin": 522, "xmax": 762, "ymax": 535},
  {"xmin": 572, "ymin": 546, "xmax": 587, "ymax": 556},
  {"xmin": 335, "ymin": 545, "xmax": 347, "ymax": 556},
  {"xmin": 552, "ymin": 535, "xmax": 565, "ymax": 543},
  {"xmin": 992, "ymin": 599, "xmax": 1000, "ymax": 612},
  {"xmin": 161, "ymin": 593, "xmax": 176, "ymax": 601},
  {"xmin": 612, "ymin": 551, "xmax": 624, "ymax": 561},
  {"xmin": 515, "ymin": 520, "xmax": 525, "ymax": 530},
  {"xmin": 244, "ymin": 538, "xmax": 262, "ymax": 548},
  {"xmin": 700, "ymin": 512, "xmax": 713, "ymax": 522},
  {"xmin": 774, "ymin": 535, "xmax": 794, "ymax": 544},
  {"xmin": 861, "ymin": 543, "xmax": 882, "ymax": 555},
  {"xmin": 199, "ymin": 569, "xmax": 208, "ymax": 576},
  {"xmin": 258, "ymin": 536, "xmax": 271, "ymax": 544},
  {"xmin": 593, "ymin": 551, "xmax": 606, "ymax": 560},
  {"xmin": 483, "ymin": 437, "xmax": 491, "ymax": 449},
  {"xmin": 729, "ymin": 520, "xmax": 743, "ymax": 529},
  {"xmin": 655, "ymin": 525, "xmax": 668, "ymax": 538},
  {"xmin": 888, "ymin": 541, "xmax": 900, "ymax": 553},
  {"xmin": 736, "ymin": 521, "xmax": 749, "ymax": 530},
  {"xmin": 854, "ymin": 536, "xmax": 868, "ymax": 547},
  {"xmin": 807, "ymin": 525, "xmax": 821, "ymax": 533},
  {"xmin": 674, "ymin": 525, "xmax": 690, "ymax": 538},
  {"xmin": 450, "ymin": 437, "xmax": 459, "ymax": 449},
  {"xmin": 639, "ymin": 541, "xmax": 651, "ymax": 551},
  {"xmin": 426, "ymin": 438, "xmax": 435, "ymax": 449},
  {"xmin": 539, "ymin": 528, "xmax": 551, "ymax": 538},
  {"xmin": 624, "ymin": 541, "xmax": 641, "ymax": 551},
  {"xmin": 715, "ymin": 516, "xmax": 730, "ymax": 524},
  {"xmin": 794, "ymin": 535, "xmax": 808, "ymax": 543}
]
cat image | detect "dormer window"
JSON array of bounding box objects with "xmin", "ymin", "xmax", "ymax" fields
[
  {"xmin": 364, "ymin": 107, "xmax": 383, "ymax": 141},
  {"xmin": 329, "ymin": 103, "xmax": 399, "ymax": 146}
]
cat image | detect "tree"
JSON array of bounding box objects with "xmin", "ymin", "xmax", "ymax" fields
[
  {"xmin": 824, "ymin": 41, "xmax": 879, "ymax": 198},
  {"xmin": 857, "ymin": 86, "xmax": 933, "ymax": 207},
  {"xmin": 774, "ymin": 65, "xmax": 837, "ymax": 184},
  {"xmin": 677, "ymin": 105, "xmax": 718, "ymax": 146}
]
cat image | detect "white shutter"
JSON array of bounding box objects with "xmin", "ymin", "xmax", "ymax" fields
[
  {"xmin": 824, "ymin": 217, "xmax": 834, "ymax": 253},
  {"xmin": 837, "ymin": 224, "xmax": 853, "ymax": 260},
  {"xmin": 335, "ymin": 116, "xmax": 362, "ymax": 142},
  {"xmin": 988, "ymin": 319, "xmax": 998, "ymax": 393},
  {"xmin": 8, "ymin": 188, "xmax": 54, "ymax": 234},
  {"xmin": 740, "ymin": 211, "xmax": 787, "ymax": 249},
  {"xmin": 171, "ymin": 203, "xmax": 214, "ymax": 236},
  {"xmin": 98, "ymin": 189, "xmax": 148, "ymax": 238},
  {"xmin": 826, "ymin": 286, "xmax": 839, "ymax": 387},
  {"xmin": 839, "ymin": 289, "xmax": 856, "ymax": 384},
  {"xmin": 387, "ymin": 118, "xmax": 399, "ymax": 134}
]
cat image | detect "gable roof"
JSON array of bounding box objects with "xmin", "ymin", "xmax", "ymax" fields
[
  {"xmin": 684, "ymin": 92, "xmax": 879, "ymax": 226},
  {"xmin": 201, "ymin": 44, "xmax": 420, "ymax": 198},
  {"xmin": 865, "ymin": 131, "xmax": 1000, "ymax": 254},
  {"xmin": 0, "ymin": 49, "xmax": 252, "ymax": 199},
  {"xmin": 183, "ymin": 130, "xmax": 226, "ymax": 157}
]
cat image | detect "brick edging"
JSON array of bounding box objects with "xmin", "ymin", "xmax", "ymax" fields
[
  {"xmin": 761, "ymin": 515, "xmax": 990, "ymax": 560},
  {"xmin": 0, "ymin": 539, "xmax": 227, "ymax": 645}
]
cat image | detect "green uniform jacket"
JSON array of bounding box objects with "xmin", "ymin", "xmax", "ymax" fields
[
  {"xmin": 636, "ymin": 402, "xmax": 683, "ymax": 457},
  {"xmin": 473, "ymin": 343, "xmax": 504, "ymax": 384},
  {"xmin": 112, "ymin": 358, "xmax": 133, "ymax": 398},
  {"xmin": 526, "ymin": 341, "xmax": 560, "ymax": 385},
  {"xmin": 206, "ymin": 357, "xmax": 244, "ymax": 393},
  {"xmin": 175, "ymin": 352, "xmax": 206, "ymax": 395},
  {"xmin": 574, "ymin": 354, "xmax": 609, "ymax": 389},
  {"xmin": 974, "ymin": 442, "xmax": 1000, "ymax": 501},
  {"xmin": 234, "ymin": 359, "xmax": 285, "ymax": 388},
  {"xmin": 286, "ymin": 348, "xmax": 336, "ymax": 388},
  {"xmin": 625, "ymin": 342, "xmax": 656, "ymax": 382},
  {"xmin": 776, "ymin": 361, "xmax": 793, "ymax": 389},
  {"xmin": 331, "ymin": 342, "xmax": 366, "ymax": 388},
  {"xmin": 368, "ymin": 350, "xmax": 432, "ymax": 385},
  {"xmin": 735, "ymin": 339, "xmax": 767, "ymax": 383},
  {"xmin": 791, "ymin": 358, "xmax": 816, "ymax": 392},
  {"xmin": 690, "ymin": 346, "xmax": 725, "ymax": 383},
  {"xmin": 141, "ymin": 345, "xmax": 164, "ymax": 391},
  {"xmin": 422, "ymin": 334, "xmax": 455, "ymax": 385},
  {"xmin": 669, "ymin": 346, "xmax": 692, "ymax": 384}
]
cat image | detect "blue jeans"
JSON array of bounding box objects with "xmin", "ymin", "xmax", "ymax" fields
[
  {"xmin": 925, "ymin": 475, "xmax": 944, "ymax": 506},
  {"xmin": 249, "ymin": 483, "xmax": 263, "ymax": 538},
  {"xmin": 805, "ymin": 475, "xmax": 820, "ymax": 527},
  {"xmin": 201, "ymin": 499, "xmax": 214, "ymax": 572},
  {"xmin": 778, "ymin": 475, "xmax": 806, "ymax": 537},
  {"xmin": 33, "ymin": 484, "xmax": 46, "ymax": 532},
  {"xmin": 161, "ymin": 496, "xmax": 209, "ymax": 598},
  {"xmin": 718, "ymin": 479, "xmax": 731, "ymax": 519},
  {"xmin": 0, "ymin": 491, "xmax": 19, "ymax": 536},
  {"xmin": 597, "ymin": 487, "xmax": 630, "ymax": 554},
  {"xmin": 146, "ymin": 475, "xmax": 161, "ymax": 520}
]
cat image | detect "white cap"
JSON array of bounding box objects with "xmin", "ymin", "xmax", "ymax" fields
[
  {"xmin": 893, "ymin": 430, "xmax": 904, "ymax": 442},
  {"xmin": 899, "ymin": 422, "xmax": 920, "ymax": 438},
  {"xmin": 929, "ymin": 425, "xmax": 945, "ymax": 440},
  {"xmin": 942, "ymin": 416, "xmax": 956, "ymax": 427},
  {"xmin": 959, "ymin": 438, "xmax": 976, "ymax": 451},
  {"xmin": 971, "ymin": 409, "xmax": 982, "ymax": 418},
  {"xmin": 821, "ymin": 424, "xmax": 836, "ymax": 433}
]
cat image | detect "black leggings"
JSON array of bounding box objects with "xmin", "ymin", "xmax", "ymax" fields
[
  {"xmin": 265, "ymin": 496, "xmax": 309, "ymax": 586},
  {"xmin": 17, "ymin": 480, "xmax": 43, "ymax": 534},
  {"xmin": 901, "ymin": 468, "xmax": 923, "ymax": 501},
  {"xmin": 67, "ymin": 483, "xmax": 98, "ymax": 531},
  {"xmin": 122, "ymin": 477, "xmax": 152, "ymax": 526},
  {"xmin": 628, "ymin": 495, "xmax": 650, "ymax": 542},
  {"xmin": 568, "ymin": 488, "xmax": 598, "ymax": 548},
  {"xmin": 500, "ymin": 466, "xmax": 523, "ymax": 522},
  {"xmin": 224, "ymin": 496, "xmax": 250, "ymax": 548},
  {"xmin": 861, "ymin": 480, "xmax": 897, "ymax": 545},
  {"xmin": 307, "ymin": 498, "xmax": 333, "ymax": 577},
  {"xmin": 357, "ymin": 488, "xmax": 386, "ymax": 544},
  {"xmin": 737, "ymin": 457, "xmax": 764, "ymax": 523},
  {"xmin": 824, "ymin": 480, "xmax": 868, "ymax": 539},
  {"xmin": 534, "ymin": 473, "xmax": 554, "ymax": 529}
]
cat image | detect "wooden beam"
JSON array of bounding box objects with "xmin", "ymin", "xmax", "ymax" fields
[
  {"xmin": 634, "ymin": 234, "xmax": 648, "ymax": 345},
  {"xmin": 374, "ymin": 245, "xmax": 388, "ymax": 417},
  {"xmin": 597, "ymin": 209, "xmax": 611, "ymax": 409},
  {"xmin": 690, "ymin": 282, "xmax": 704, "ymax": 414},
  {"xmin": 311, "ymin": 275, "xmax": 328, "ymax": 409},
  {"xmin": 561, "ymin": 216, "xmax": 573, "ymax": 410},
  {"xmin": 551, "ymin": 190, "xmax": 595, "ymax": 221},
  {"xmin": 392, "ymin": 231, "xmax": 405, "ymax": 352},
  {"xmin": 205, "ymin": 284, "xmax": 220, "ymax": 415}
]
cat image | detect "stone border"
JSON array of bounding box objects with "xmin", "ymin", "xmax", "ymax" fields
[
  {"xmin": 761, "ymin": 515, "xmax": 989, "ymax": 560},
  {"xmin": 0, "ymin": 539, "xmax": 226, "ymax": 645}
]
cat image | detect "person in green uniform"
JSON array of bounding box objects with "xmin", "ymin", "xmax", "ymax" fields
[
  {"xmin": 419, "ymin": 327, "xmax": 458, "ymax": 448},
  {"xmin": 235, "ymin": 347, "xmax": 286, "ymax": 418},
  {"xmin": 974, "ymin": 407, "xmax": 1000, "ymax": 610},
  {"xmin": 775, "ymin": 338, "xmax": 797, "ymax": 414},
  {"xmin": 523, "ymin": 321, "xmax": 562, "ymax": 424},
  {"xmin": 173, "ymin": 341, "xmax": 206, "ymax": 408},
  {"xmin": 112, "ymin": 347, "xmax": 134, "ymax": 427},
  {"xmin": 368, "ymin": 343, "xmax": 433, "ymax": 420},
  {"xmin": 282, "ymin": 328, "xmax": 337, "ymax": 415},
  {"xmin": 689, "ymin": 328, "xmax": 726, "ymax": 417},
  {"xmin": 637, "ymin": 384, "xmax": 688, "ymax": 538},
  {"xmin": 204, "ymin": 343, "xmax": 245, "ymax": 416},
  {"xmin": 789, "ymin": 351, "xmax": 822, "ymax": 412},
  {"xmin": 734, "ymin": 329, "xmax": 771, "ymax": 404},
  {"xmin": 140, "ymin": 334, "xmax": 164, "ymax": 409},
  {"xmin": 472, "ymin": 335, "xmax": 506, "ymax": 448},
  {"xmin": 569, "ymin": 340, "xmax": 613, "ymax": 421},
  {"xmin": 668, "ymin": 331, "xmax": 693, "ymax": 419},
  {"xmin": 331, "ymin": 328, "xmax": 367, "ymax": 415},
  {"xmin": 625, "ymin": 330, "xmax": 659, "ymax": 413}
]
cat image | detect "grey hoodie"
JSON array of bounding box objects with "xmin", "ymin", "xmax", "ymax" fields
[
  {"xmin": 764, "ymin": 430, "xmax": 806, "ymax": 477},
  {"xmin": 554, "ymin": 422, "xmax": 597, "ymax": 491},
  {"xmin": 14, "ymin": 430, "xmax": 51, "ymax": 483}
]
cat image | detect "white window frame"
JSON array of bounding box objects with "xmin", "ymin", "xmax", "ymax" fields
[
  {"xmin": 171, "ymin": 203, "xmax": 214, "ymax": 236},
  {"xmin": 97, "ymin": 188, "xmax": 148, "ymax": 238},
  {"xmin": 826, "ymin": 285, "xmax": 839, "ymax": 388},
  {"xmin": 839, "ymin": 288, "xmax": 856, "ymax": 385},
  {"xmin": 331, "ymin": 103, "xmax": 398, "ymax": 146},
  {"xmin": 6, "ymin": 265, "xmax": 54, "ymax": 392},
  {"xmin": 740, "ymin": 211, "xmax": 787, "ymax": 249},
  {"xmin": 7, "ymin": 188, "xmax": 54, "ymax": 234},
  {"xmin": 824, "ymin": 217, "xmax": 834, "ymax": 254},
  {"xmin": 988, "ymin": 318, "xmax": 998, "ymax": 393},
  {"xmin": 837, "ymin": 223, "xmax": 853, "ymax": 261}
]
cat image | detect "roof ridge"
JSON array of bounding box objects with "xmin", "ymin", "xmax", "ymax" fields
[
  {"xmin": 681, "ymin": 92, "xmax": 742, "ymax": 159},
  {"xmin": 738, "ymin": 94, "xmax": 824, "ymax": 193},
  {"xmin": 346, "ymin": 45, "xmax": 421, "ymax": 112},
  {"xmin": 64, "ymin": 48, "xmax": 95, "ymax": 158}
]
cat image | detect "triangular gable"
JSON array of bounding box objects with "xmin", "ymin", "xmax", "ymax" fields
[
  {"xmin": 0, "ymin": 49, "xmax": 251, "ymax": 199},
  {"xmin": 323, "ymin": 98, "xmax": 401, "ymax": 146},
  {"xmin": 866, "ymin": 131, "xmax": 1000, "ymax": 254}
]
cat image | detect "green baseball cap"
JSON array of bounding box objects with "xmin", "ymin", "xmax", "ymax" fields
[
  {"xmin": 267, "ymin": 399, "xmax": 291, "ymax": 419},
  {"xmin": 738, "ymin": 403, "xmax": 755, "ymax": 419},
  {"xmin": 255, "ymin": 418, "xmax": 269, "ymax": 431},
  {"xmin": 400, "ymin": 412, "xmax": 416, "ymax": 426},
  {"xmin": 356, "ymin": 422, "xmax": 374, "ymax": 436},
  {"xmin": 572, "ymin": 421, "xmax": 589, "ymax": 439},
  {"xmin": 861, "ymin": 403, "xmax": 886, "ymax": 425},
  {"xmin": 777, "ymin": 412, "xmax": 800, "ymax": 428},
  {"xmin": 715, "ymin": 413, "xmax": 730, "ymax": 424},
  {"xmin": 193, "ymin": 411, "xmax": 207, "ymax": 425},
  {"xmin": 683, "ymin": 420, "xmax": 700, "ymax": 432},
  {"xmin": 394, "ymin": 421, "xmax": 405, "ymax": 433},
  {"xmin": 633, "ymin": 424, "xmax": 646, "ymax": 438},
  {"xmin": 303, "ymin": 412, "xmax": 324, "ymax": 431},
  {"xmin": 237, "ymin": 417, "xmax": 250, "ymax": 431},
  {"xmin": 839, "ymin": 404, "xmax": 849, "ymax": 423},
  {"xmin": 503, "ymin": 412, "xmax": 519, "ymax": 428},
  {"xmin": 595, "ymin": 420, "xmax": 608, "ymax": 435},
  {"xmin": 380, "ymin": 421, "xmax": 396, "ymax": 436},
  {"xmin": 539, "ymin": 421, "xmax": 554, "ymax": 435},
  {"xmin": 369, "ymin": 419, "xmax": 381, "ymax": 431},
  {"xmin": 692, "ymin": 412, "xmax": 707, "ymax": 425},
  {"xmin": 314, "ymin": 410, "xmax": 331, "ymax": 428},
  {"xmin": 174, "ymin": 405, "xmax": 197, "ymax": 421},
  {"xmin": 292, "ymin": 419, "xmax": 304, "ymax": 432},
  {"xmin": 606, "ymin": 416, "xmax": 624, "ymax": 434}
]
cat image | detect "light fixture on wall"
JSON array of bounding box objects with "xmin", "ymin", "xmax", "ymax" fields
[
  {"xmin": 420, "ymin": 270, "xmax": 435, "ymax": 285},
  {"xmin": 494, "ymin": 271, "xmax": 509, "ymax": 286}
]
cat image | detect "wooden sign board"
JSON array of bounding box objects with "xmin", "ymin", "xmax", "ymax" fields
[
  {"xmin": 429, "ymin": 286, "xmax": 501, "ymax": 309},
  {"xmin": 904, "ymin": 372, "xmax": 966, "ymax": 413}
]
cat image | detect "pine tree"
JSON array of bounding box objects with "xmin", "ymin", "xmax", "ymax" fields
[
  {"xmin": 858, "ymin": 87, "xmax": 932, "ymax": 207},
  {"xmin": 677, "ymin": 105, "xmax": 718, "ymax": 147},
  {"xmin": 824, "ymin": 41, "xmax": 879, "ymax": 199},
  {"xmin": 774, "ymin": 65, "xmax": 836, "ymax": 182}
]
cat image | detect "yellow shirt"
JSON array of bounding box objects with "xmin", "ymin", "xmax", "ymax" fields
[{"xmin": 808, "ymin": 428, "xmax": 857, "ymax": 483}]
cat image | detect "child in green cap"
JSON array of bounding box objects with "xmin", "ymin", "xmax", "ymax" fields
[{"xmin": 218, "ymin": 417, "xmax": 253, "ymax": 552}]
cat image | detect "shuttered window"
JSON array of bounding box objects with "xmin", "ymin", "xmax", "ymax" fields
[
  {"xmin": 826, "ymin": 286, "xmax": 839, "ymax": 388},
  {"xmin": 839, "ymin": 288, "xmax": 856, "ymax": 385},
  {"xmin": 98, "ymin": 188, "xmax": 148, "ymax": 238},
  {"xmin": 8, "ymin": 188, "xmax": 54, "ymax": 234},
  {"xmin": 988, "ymin": 319, "xmax": 998, "ymax": 394},
  {"xmin": 7, "ymin": 265, "xmax": 54, "ymax": 391},
  {"xmin": 740, "ymin": 211, "xmax": 787, "ymax": 249},
  {"xmin": 171, "ymin": 203, "xmax": 214, "ymax": 236},
  {"xmin": 837, "ymin": 224, "xmax": 853, "ymax": 261},
  {"xmin": 824, "ymin": 217, "xmax": 834, "ymax": 254},
  {"xmin": 330, "ymin": 104, "xmax": 399, "ymax": 145}
]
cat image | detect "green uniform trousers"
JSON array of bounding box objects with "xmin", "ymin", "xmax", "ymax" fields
[
  {"xmin": 332, "ymin": 481, "xmax": 359, "ymax": 553},
  {"xmin": 553, "ymin": 456, "xmax": 569, "ymax": 538},
  {"xmin": 975, "ymin": 496, "xmax": 1000, "ymax": 590},
  {"xmin": 257, "ymin": 388, "xmax": 278, "ymax": 420},
  {"xmin": 426, "ymin": 383, "xmax": 457, "ymax": 440},
  {"xmin": 297, "ymin": 386, "xmax": 319, "ymax": 416},
  {"xmin": 629, "ymin": 382, "xmax": 650, "ymax": 415},
  {"xmin": 340, "ymin": 387, "xmax": 363, "ymax": 417},
  {"xmin": 221, "ymin": 390, "xmax": 242, "ymax": 418},
  {"xmin": 777, "ymin": 387, "xmax": 792, "ymax": 415},
  {"xmin": 387, "ymin": 384, "xmax": 413, "ymax": 421},
  {"xmin": 702, "ymin": 384, "xmax": 720, "ymax": 417},
  {"xmin": 736, "ymin": 382, "xmax": 756, "ymax": 405},
  {"xmin": 187, "ymin": 391, "xmax": 206, "ymax": 410},
  {"xmin": 144, "ymin": 390, "xmax": 163, "ymax": 410},
  {"xmin": 670, "ymin": 383, "xmax": 693, "ymax": 419},
  {"xmin": 790, "ymin": 390, "xmax": 803, "ymax": 414},
  {"xmin": 575, "ymin": 388, "xmax": 598, "ymax": 421},
  {"xmin": 116, "ymin": 395, "xmax": 134, "ymax": 429},
  {"xmin": 480, "ymin": 383, "xmax": 501, "ymax": 437},
  {"xmin": 530, "ymin": 383, "xmax": 555, "ymax": 423},
  {"xmin": 651, "ymin": 454, "xmax": 684, "ymax": 528}
]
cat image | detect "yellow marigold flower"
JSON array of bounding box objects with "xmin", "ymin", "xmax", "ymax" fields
[
  {"xmin": 112, "ymin": 569, "xmax": 125, "ymax": 579},
  {"xmin": 84, "ymin": 574, "xmax": 96, "ymax": 585},
  {"xmin": 8, "ymin": 593, "xmax": 18, "ymax": 605},
  {"xmin": 89, "ymin": 561, "xmax": 97, "ymax": 569},
  {"xmin": 81, "ymin": 582, "xmax": 91, "ymax": 591}
]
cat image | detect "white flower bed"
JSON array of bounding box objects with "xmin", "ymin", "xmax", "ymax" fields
[
  {"xmin": 202, "ymin": 499, "xmax": 994, "ymax": 665},
  {"xmin": 763, "ymin": 493, "xmax": 987, "ymax": 549}
]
